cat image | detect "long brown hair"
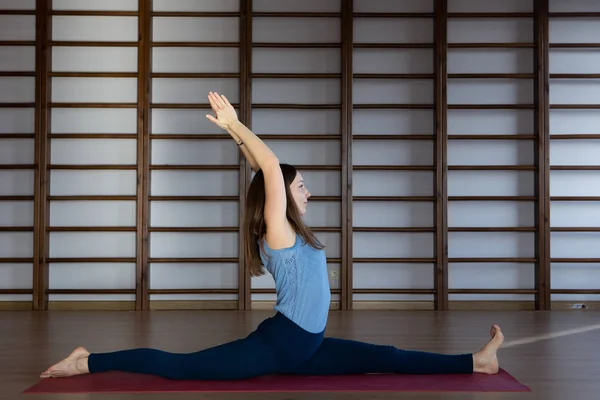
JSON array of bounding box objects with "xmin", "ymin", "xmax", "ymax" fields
[{"xmin": 243, "ymin": 163, "xmax": 324, "ymax": 276}]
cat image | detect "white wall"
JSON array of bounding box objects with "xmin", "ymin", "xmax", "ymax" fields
[{"xmin": 0, "ymin": 0, "xmax": 598, "ymax": 307}]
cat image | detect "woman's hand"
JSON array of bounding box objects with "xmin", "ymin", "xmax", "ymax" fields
[{"xmin": 206, "ymin": 91, "xmax": 239, "ymax": 130}]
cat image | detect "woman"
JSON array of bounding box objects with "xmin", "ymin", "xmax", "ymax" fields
[{"xmin": 40, "ymin": 92, "xmax": 503, "ymax": 380}]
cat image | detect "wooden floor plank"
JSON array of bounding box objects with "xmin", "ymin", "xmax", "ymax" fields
[{"xmin": 0, "ymin": 310, "xmax": 597, "ymax": 399}]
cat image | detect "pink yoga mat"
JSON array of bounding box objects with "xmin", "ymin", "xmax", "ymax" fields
[{"xmin": 24, "ymin": 369, "xmax": 529, "ymax": 393}]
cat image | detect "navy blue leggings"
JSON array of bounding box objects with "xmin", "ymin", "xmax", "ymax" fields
[{"xmin": 88, "ymin": 312, "xmax": 473, "ymax": 380}]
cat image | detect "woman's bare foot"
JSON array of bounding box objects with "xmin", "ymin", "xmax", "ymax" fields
[
  {"xmin": 40, "ymin": 347, "xmax": 91, "ymax": 379},
  {"xmin": 472, "ymin": 324, "xmax": 504, "ymax": 374}
]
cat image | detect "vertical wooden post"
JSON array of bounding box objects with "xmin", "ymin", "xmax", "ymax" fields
[
  {"xmin": 136, "ymin": 0, "xmax": 152, "ymax": 311},
  {"xmin": 341, "ymin": 0, "xmax": 353, "ymax": 311},
  {"xmin": 434, "ymin": 0, "xmax": 449, "ymax": 310},
  {"xmin": 534, "ymin": 0, "xmax": 551, "ymax": 310},
  {"xmin": 239, "ymin": 0, "xmax": 253, "ymax": 310},
  {"xmin": 33, "ymin": 0, "xmax": 50, "ymax": 311}
]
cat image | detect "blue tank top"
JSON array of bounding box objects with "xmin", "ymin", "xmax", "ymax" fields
[{"xmin": 259, "ymin": 233, "xmax": 331, "ymax": 333}]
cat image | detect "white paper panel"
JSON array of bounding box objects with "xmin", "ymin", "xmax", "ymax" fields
[
  {"xmin": 0, "ymin": 138, "xmax": 34, "ymax": 164},
  {"xmin": 49, "ymin": 232, "xmax": 136, "ymax": 258},
  {"xmin": 353, "ymin": 294, "xmax": 433, "ymax": 301},
  {"xmin": 448, "ymin": 140, "xmax": 534, "ymax": 165},
  {"xmin": 353, "ymin": 202, "xmax": 434, "ymax": 228},
  {"xmin": 0, "ymin": 0, "xmax": 35, "ymax": 9},
  {"xmin": 302, "ymin": 201, "xmax": 340, "ymax": 227},
  {"xmin": 449, "ymin": 232, "xmax": 535, "ymax": 258},
  {"xmin": 151, "ymin": 170, "xmax": 239, "ymax": 196},
  {"xmin": 50, "ymin": 171, "xmax": 137, "ymax": 195},
  {"xmin": 550, "ymin": 80, "xmax": 600, "ymax": 105},
  {"xmin": 0, "ymin": 108, "xmax": 35, "ymax": 133},
  {"xmin": 252, "ymin": 79, "xmax": 340, "ymax": 104},
  {"xmin": 353, "ymin": 263, "xmax": 433, "ymax": 288},
  {"xmin": 353, "ymin": 49, "xmax": 433, "ymax": 74},
  {"xmin": 52, "ymin": 16, "xmax": 138, "ymax": 42},
  {"xmin": 151, "ymin": 140, "xmax": 239, "ymax": 166},
  {"xmin": 253, "ymin": 48, "xmax": 340, "ymax": 74},
  {"xmin": 49, "ymin": 263, "xmax": 136, "ymax": 289},
  {"xmin": 254, "ymin": 0, "xmax": 339, "ymax": 12},
  {"xmin": 550, "ymin": 0, "xmax": 600, "ymax": 11},
  {"xmin": 153, "ymin": 0, "xmax": 238, "ymax": 12},
  {"xmin": 353, "ymin": 141, "xmax": 433, "ymax": 166},
  {"xmin": 252, "ymin": 273, "xmax": 276, "ymax": 289},
  {"xmin": 550, "ymin": 18, "xmax": 599, "ymax": 43},
  {"xmin": 551, "ymin": 264, "xmax": 600, "ymax": 291},
  {"xmin": 0, "ymin": 295, "xmax": 30, "ymax": 301},
  {"xmin": 448, "ymin": 110, "xmax": 534, "ymax": 135},
  {"xmin": 52, "ymin": 47, "xmax": 138, "ymax": 72},
  {"xmin": 448, "ymin": 49, "xmax": 533, "ymax": 74},
  {"xmin": 53, "ymin": 0, "xmax": 137, "ymax": 10},
  {"xmin": 150, "ymin": 232, "xmax": 238, "ymax": 258},
  {"xmin": 251, "ymin": 109, "xmax": 340, "ymax": 135},
  {"xmin": 549, "ymin": 110, "xmax": 600, "ymax": 135},
  {"xmin": 353, "ymin": 79, "xmax": 433, "ymax": 104},
  {"xmin": 448, "ymin": 171, "xmax": 535, "ymax": 196},
  {"xmin": 150, "ymin": 294, "xmax": 237, "ymax": 301},
  {"xmin": 550, "ymin": 171, "xmax": 600, "ymax": 196},
  {"xmin": 253, "ymin": 18, "xmax": 340, "ymax": 43},
  {"xmin": 448, "ymin": 0, "xmax": 533, "ymax": 12},
  {"xmin": 292, "ymin": 170, "xmax": 340, "ymax": 197},
  {"xmin": 552, "ymin": 233, "xmax": 600, "ymax": 258},
  {"xmin": 152, "ymin": 48, "xmax": 238, "ymax": 73},
  {"xmin": 49, "ymin": 294, "xmax": 134, "ymax": 301},
  {"xmin": 551, "ymin": 202, "xmax": 600, "ymax": 227},
  {"xmin": 354, "ymin": 18, "xmax": 433, "ymax": 43},
  {"xmin": 50, "ymin": 201, "xmax": 136, "ymax": 227},
  {"xmin": 151, "ymin": 201, "xmax": 238, "ymax": 227},
  {"xmin": 153, "ymin": 17, "xmax": 238, "ymax": 42},
  {"xmin": 51, "ymin": 78, "xmax": 137, "ymax": 103},
  {"xmin": 449, "ymin": 79, "xmax": 534, "ymax": 104},
  {"xmin": 550, "ymin": 140, "xmax": 600, "ymax": 165},
  {"xmin": 0, "ymin": 170, "xmax": 33, "ymax": 195},
  {"xmin": 0, "ymin": 77, "xmax": 34, "ymax": 102},
  {"xmin": 0, "ymin": 264, "xmax": 32, "ymax": 289},
  {"xmin": 0, "ymin": 46, "xmax": 35, "ymax": 71},
  {"xmin": 448, "ymin": 19, "xmax": 533, "ymax": 43},
  {"xmin": 0, "ymin": 15, "xmax": 35, "ymax": 40},
  {"xmin": 51, "ymin": 109, "xmax": 137, "ymax": 134},
  {"xmin": 549, "ymin": 49, "xmax": 600, "ymax": 74},
  {"xmin": 449, "ymin": 294, "xmax": 533, "ymax": 301},
  {"xmin": 152, "ymin": 109, "xmax": 240, "ymax": 135},
  {"xmin": 152, "ymin": 78, "xmax": 239, "ymax": 104},
  {"xmin": 150, "ymin": 263, "xmax": 238, "ymax": 289},
  {"xmin": 51, "ymin": 139, "xmax": 137, "ymax": 165},
  {"xmin": 449, "ymin": 263, "xmax": 534, "ymax": 288},
  {"xmin": 0, "ymin": 232, "xmax": 33, "ymax": 257},
  {"xmin": 353, "ymin": 233, "xmax": 434, "ymax": 258},
  {"xmin": 353, "ymin": 109, "xmax": 434, "ymax": 135},
  {"xmin": 0, "ymin": 201, "xmax": 33, "ymax": 226},
  {"xmin": 353, "ymin": 171, "xmax": 434, "ymax": 196},
  {"xmin": 354, "ymin": 0, "xmax": 433, "ymax": 13},
  {"xmin": 313, "ymin": 232, "xmax": 340, "ymax": 258},
  {"xmin": 261, "ymin": 140, "xmax": 340, "ymax": 165},
  {"xmin": 449, "ymin": 201, "xmax": 535, "ymax": 227}
]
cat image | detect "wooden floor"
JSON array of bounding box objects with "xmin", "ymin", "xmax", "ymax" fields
[{"xmin": 2, "ymin": 309, "xmax": 598, "ymax": 400}]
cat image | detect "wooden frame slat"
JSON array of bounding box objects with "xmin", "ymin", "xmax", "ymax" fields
[
  {"xmin": 137, "ymin": 0, "xmax": 151, "ymax": 311},
  {"xmin": 434, "ymin": 0, "xmax": 448, "ymax": 311},
  {"xmin": 32, "ymin": 0, "xmax": 50, "ymax": 311},
  {"xmin": 340, "ymin": 0, "xmax": 352, "ymax": 311}
]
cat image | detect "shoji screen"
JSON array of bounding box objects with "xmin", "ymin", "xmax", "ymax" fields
[
  {"xmin": 446, "ymin": 0, "xmax": 537, "ymax": 309},
  {"xmin": 249, "ymin": 0, "xmax": 344, "ymax": 310},
  {"xmin": 47, "ymin": 0, "xmax": 140, "ymax": 310},
  {"xmin": 548, "ymin": 0, "xmax": 600, "ymax": 308},
  {"xmin": 0, "ymin": 0, "xmax": 37, "ymax": 310},
  {"xmin": 351, "ymin": 0, "xmax": 438, "ymax": 310},
  {"xmin": 148, "ymin": 0, "xmax": 243, "ymax": 310}
]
